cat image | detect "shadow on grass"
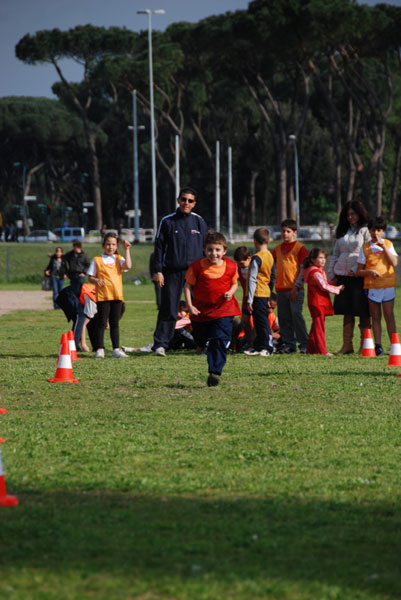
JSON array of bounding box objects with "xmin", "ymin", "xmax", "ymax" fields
[{"xmin": 1, "ymin": 491, "xmax": 400, "ymax": 597}]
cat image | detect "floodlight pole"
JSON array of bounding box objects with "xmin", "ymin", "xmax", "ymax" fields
[{"xmin": 137, "ymin": 9, "xmax": 165, "ymax": 236}]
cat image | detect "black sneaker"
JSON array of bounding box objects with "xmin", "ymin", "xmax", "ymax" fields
[
  {"xmin": 278, "ymin": 344, "xmax": 297, "ymax": 354},
  {"xmin": 207, "ymin": 373, "xmax": 220, "ymax": 387},
  {"xmin": 375, "ymin": 344, "xmax": 384, "ymax": 356}
]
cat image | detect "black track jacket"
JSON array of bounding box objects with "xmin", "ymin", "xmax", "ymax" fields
[{"xmin": 153, "ymin": 209, "xmax": 208, "ymax": 273}]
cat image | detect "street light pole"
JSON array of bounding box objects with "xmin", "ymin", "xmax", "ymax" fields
[
  {"xmin": 288, "ymin": 134, "xmax": 300, "ymax": 227},
  {"xmin": 13, "ymin": 161, "xmax": 28, "ymax": 237},
  {"xmin": 137, "ymin": 8, "xmax": 165, "ymax": 237}
]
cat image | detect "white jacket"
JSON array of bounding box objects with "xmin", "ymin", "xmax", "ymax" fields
[{"xmin": 328, "ymin": 226, "xmax": 371, "ymax": 280}]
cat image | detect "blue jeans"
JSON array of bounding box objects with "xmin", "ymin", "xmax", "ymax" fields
[
  {"xmin": 51, "ymin": 277, "xmax": 65, "ymax": 308},
  {"xmin": 192, "ymin": 317, "xmax": 233, "ymax": 376}
]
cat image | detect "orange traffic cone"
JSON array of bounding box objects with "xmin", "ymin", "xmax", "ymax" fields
[
  {"xmin": 49, "ymin": 341, "xmax": 79, "ymax": 383},
  {"xmin": 387, "ymin": 333, "xmax": 401, "ymax": 367},
  {"xmin": 67, "ymin": 330, "xmax": 82, "ymax": 361},
  {"xmin": 0, "ymin": 409, "xmax": 7, "ymax": 414},
  {"xmin": 361, "ymin": 329, "xmax": 376, "ymax": 357},
  {"xmin": 56, "ymin": 333, "xmax": 69, "ymax": 363},
  {"xmin": 0, "ymin": 446, "xmax": 18, "ymax": 507}
]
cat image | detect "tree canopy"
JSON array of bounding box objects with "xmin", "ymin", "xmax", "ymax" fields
[{"xmin": 4, "ymin": 0, "xmax": 401, "ymax": 233}]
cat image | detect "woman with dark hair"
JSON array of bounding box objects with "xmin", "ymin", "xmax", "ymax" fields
[{"xmin": 328, "ymin": 200, "xmax": 371, "ymax": 354}]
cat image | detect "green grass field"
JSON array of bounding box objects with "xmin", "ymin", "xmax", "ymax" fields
[{"xmin": 1, "ymin": 246, "xmax": 401, "ymax": 599}]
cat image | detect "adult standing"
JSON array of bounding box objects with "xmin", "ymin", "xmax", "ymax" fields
[
  {"xmin": 328, "ymin": 200, "xmax": 371, "ymax": 354},
  {"xmin": 64, "ymin": 240, "xmax": 91, "ymax": 295},
  {"xmin": 152, "ymin": 187, "xmax": 208, "ymax": 356},
  {"xmin": 44, "ymin": 246, "xmax": 67, "ymax": 309}
]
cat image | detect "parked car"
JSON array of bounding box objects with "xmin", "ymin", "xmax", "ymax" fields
[
  {"xmin": 385, "ymin": 225, "xmax": 398, "ymax": 239},
  {"xmin": 53, "ymin": 227, "xmax": 85, "ymax": 242},
  {"xmin": 24, "ymin": 230, "xmax": 58, "ymax": 242}
]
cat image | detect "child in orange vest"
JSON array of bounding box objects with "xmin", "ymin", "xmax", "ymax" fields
[
  {"xmin": 88, "ymin": 232, "xmax": 132, "ymax": 358},
  {"xmin": 244, "ymin": 228, "xmax": 276, "ymax": 357},
  {"xmin": 357, "ymin": 216, "xmax": 398, "ymax": 356},
  {"xmin": 184, "ymin": 231, "xmax": 240, "ymax": 386},
  {"xmin": 303, "ymin": 248, "xmax": 344, "ymax": 355},
  {"xmin": 272, "ymin": 219, "xmax": 309, "ymax": 353}
]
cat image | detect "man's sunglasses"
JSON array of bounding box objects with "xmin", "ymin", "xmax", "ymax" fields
[{"xmin": 179, "ymin": 196, "xmax": 196, "ymax": 203}]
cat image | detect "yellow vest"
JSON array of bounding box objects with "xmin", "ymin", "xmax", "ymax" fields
[
  {"xmin": 362, "ymin": 240, "xmax": 396, "ymax": 289},
  {"xmin": 275, "ymin": 241, "xmax": 303, "ymax": 290},
  {"xmin": 94, "ymin": 255, "xmax": 124, "ymax": 301},
  {"xmin": 248, "ymin": 250, "xmax": 274, "ymax": 298}
]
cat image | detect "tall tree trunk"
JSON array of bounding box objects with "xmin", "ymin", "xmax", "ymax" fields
[
  {"xmin": 347, "ymin": 152, "xmax": 356, "ymax": 204},
  {"xmin": 389, "ymin": 138, "xmax": 401, "ymax": 222},
  {"xmin": 87, "ymin": 129, "xmax": 102, "ymax": 231},
  {"xmin": 277, "ymin": 154, "xmax": 287, "ymax": 222},
  {"xmin": 249, "ymin": 170, "xmax": 259, "ymax": 225}
]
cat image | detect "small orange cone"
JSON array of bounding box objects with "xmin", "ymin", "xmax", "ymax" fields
[
  {"xmin": 0, "ymin": 409, "xmax": 7, "ymax": 414},
  {"xmin": 49, "ymin": 341, "xmax": 79, "ymax": 383},
  {"xmin": 56, "ymin": 333, "xmax": 69, "ymax": 363},
  {"xmin": 361, "ymin": 329, "xmax": 376, "ymax": 357},
  {"xmin": 387, "ymin": 333, "xmax": 401, "ymax": 367},
  {"xmin": 0, "ymin": 446, "xmax": 18, "ymax": 507},
  {"xmin": 67, "ymin": 330, "xmax": 82, "ymax": 361}
]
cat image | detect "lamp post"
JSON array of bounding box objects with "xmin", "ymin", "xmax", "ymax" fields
[
  {"xmin": 137, "ymin": 8, "xmax": 165, "ymax": 236},
  {"xmin": 288, "ymin": 134, "xmax": 300, "ymax": 227},
  {"xmin": 132, "ymin": 90, "xmax": 145, "ymax": 242}
]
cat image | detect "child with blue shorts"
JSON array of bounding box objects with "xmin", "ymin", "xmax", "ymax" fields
[{"xmin": 357, "ymin": 216, "xmax": 398, "ymax": 356}]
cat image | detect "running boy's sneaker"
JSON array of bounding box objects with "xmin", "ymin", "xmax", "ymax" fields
[
  {"xmin": 259, "ymin": 349, "xmax": 272, "ymax": 357},
  {"xmin": 375, "ymin": 344, "xmax": 384, "ymax": 356},
  {"xmin": 112, "ymin": 348, "xmax": 129, "ymax": 358},
  {"xmin": 207, "ymin": 373, "xmax": 220, "ymax": 387},
  {"xmin": 243, "ymin": 348, "xmax": 260, "ymax": 356},
  {"xmin": 95, "ymin": 348, "xmax": 105, "ymax": 358},
  {"xmin": 138, "ymin": 343, "xmax": 153, "ymax": 353}
]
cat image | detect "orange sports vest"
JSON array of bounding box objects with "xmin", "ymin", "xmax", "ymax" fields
[
  {"xmin": 94, "ymin": 255, "xmax": 124, "ymax": 301},
  {"xmin": 362, "ymin": 240, "xmax": 396, "ymax": 289},
  {"xmin": 79, "ymin": 283, "xmax": 97, "ymax": 306},
  {"xmin": 247, "ymin": 250, "xmax": 274, "ymax": 298},
  {"xmin": 275, "ymin": 241, "xmax": 303, "ymax": 290}
]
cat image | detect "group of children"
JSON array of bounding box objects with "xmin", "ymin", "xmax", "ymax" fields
[{"xmin": 64, "ymin": 216, "xmax": 397, "ymax": 387}]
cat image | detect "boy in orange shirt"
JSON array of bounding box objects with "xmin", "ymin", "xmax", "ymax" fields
[
  {"xmin": 184, "ymin": 231, "xmax": 241, "ymax": 386},
  {"xmin": 272, "ymin": 219, "xmax": 309, "ymax": 354}
]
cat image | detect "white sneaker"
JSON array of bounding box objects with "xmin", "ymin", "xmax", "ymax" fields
[
  {"xmin": 260, "ymin": 349, "xmax": 272, "ymax": 357},
  {"xmin": 95, "ymin": 348, "xmax": 105, "ymax": 358},
  {"xmin": 112, "ymin": 348, "xmax": 129, "ymax": 358},
  {"xmin": 154, "ymin": 346, "xmax": 167, "ymax": 357},
  {"xmin": 138, "ymin": 343, "xmax": 153, "ymax": 353},
  {"xmin": 244, "ymin": 348, "xmax": 260, "ymax": 356},
  {"xmin": 121, "ymin": 346, "xmax": 135, "ymax": 353}
]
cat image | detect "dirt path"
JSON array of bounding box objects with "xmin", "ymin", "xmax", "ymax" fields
[{"xmin": 0, "ymin": 290, "xmax": 53, "ymax": 316}]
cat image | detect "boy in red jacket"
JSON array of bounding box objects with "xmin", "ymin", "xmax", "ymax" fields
[{"xmin": 184, "ymin": 231, "xmax": 241, "ymax": 387}]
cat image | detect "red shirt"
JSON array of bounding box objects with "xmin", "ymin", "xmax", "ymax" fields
[{"xmin": 185, "ymin": 258, "xmax": 240, "ymax": 322}]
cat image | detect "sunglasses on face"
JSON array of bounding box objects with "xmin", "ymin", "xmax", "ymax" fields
[{"xmin": 179, "ymin": 196, "xmax": 196, "ymax": 204}]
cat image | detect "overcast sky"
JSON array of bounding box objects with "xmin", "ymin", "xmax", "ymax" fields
[
  {"xmin": 1, "ymin": 0, "xmax": 399, "ymax": 99},
  {"xmin": 0, "ymin": 0, "xmax": 251, "ymax": 98}
]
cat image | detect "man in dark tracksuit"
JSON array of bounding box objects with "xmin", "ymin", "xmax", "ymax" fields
[{"xmin": 152, "ymin": 187, "xmax": 207, "ymax": 356}]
